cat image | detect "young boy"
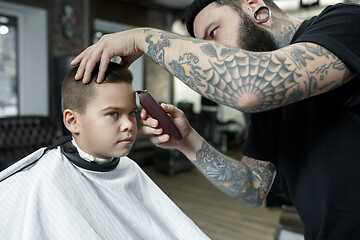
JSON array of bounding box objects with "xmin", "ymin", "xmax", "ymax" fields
[{"xmin": 0, "ymin": 62, "xmax": 209, "ymax": 240}]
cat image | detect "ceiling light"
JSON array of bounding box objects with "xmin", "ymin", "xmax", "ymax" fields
[
  {"xmin": 0, "ymin": 16, "xmax": 9, "ymax": 24},
  {"xmin": 0, "ymin": 25, "xmax": 9, "ymax": 35}
]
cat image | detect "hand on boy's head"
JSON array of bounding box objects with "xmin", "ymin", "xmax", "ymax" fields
[
  {"xmin": 72, "ymin": 57, "xmax": 111, "ymax": 84},
  {"xmin": 72, "ymin": 57, "xmax": 137, "ymax": 84},
  {"xmin": 71, "ymin": 30, "xmax": 144, "ymax": 84},
  {"xmin": 71, "ymin": 45, "xmax": 111, "ymax": 84}
]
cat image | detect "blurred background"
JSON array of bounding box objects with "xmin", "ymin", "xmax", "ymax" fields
[{"xmin": 0, "ymin": 0, "xmax": 359, "ymax": 239}]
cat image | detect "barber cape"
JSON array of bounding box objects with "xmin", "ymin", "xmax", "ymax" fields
[{"xmin": 0, "ymin": 145, "xmax": 210, "ymax": 240}]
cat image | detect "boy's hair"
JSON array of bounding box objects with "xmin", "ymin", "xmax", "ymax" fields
[{"xmin": 61, "ymin": 62, "xmax": 133, "ymax": 114}]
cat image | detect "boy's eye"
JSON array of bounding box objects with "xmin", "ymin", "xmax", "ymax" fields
[
  {"xmin": 107, "ymin": 112, "xmax": 118, "ymax": 118},
  {"xmin": 129, "ymin": 111, "xmax": 138, "ymax": 117}
]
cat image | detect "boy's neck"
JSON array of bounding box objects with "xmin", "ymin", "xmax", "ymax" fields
[{"xmin": 71, "ymin": 139, "xmax": 115, "ymax": 165}]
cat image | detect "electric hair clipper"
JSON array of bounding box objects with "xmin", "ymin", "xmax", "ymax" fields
[{"xmin": 136, "ymin": 90, "xmax": 182, "ymax": 140}]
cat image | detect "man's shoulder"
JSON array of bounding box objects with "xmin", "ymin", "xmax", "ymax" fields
[
  {"xmin": 303, "ymin": 3, "xmax": 360, "ymax": 27},
  {"xmin": 321, "ymin": 3, "xmax": 360, "ymax": 13}
]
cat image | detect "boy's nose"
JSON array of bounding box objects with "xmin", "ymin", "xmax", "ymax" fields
[{"xmin": 120, "ymin": 118, "xmax": 134, "ymax": 132}]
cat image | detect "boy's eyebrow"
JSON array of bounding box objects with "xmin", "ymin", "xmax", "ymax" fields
[
  {"xmin": 132, "ymin": 106, "xmax": 139, "ymax": 112},
  {"xmin": 101, "ymin": 106, "xmax": 138, "ymax": 112}
]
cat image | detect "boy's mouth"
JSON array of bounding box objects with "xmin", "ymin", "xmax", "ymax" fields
[{"xmin": 118, "ymin": 137, "xmax": 134, "ymax": 144}]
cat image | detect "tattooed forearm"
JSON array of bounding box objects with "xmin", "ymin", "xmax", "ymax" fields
[
  {"xmin": 145, "ymin": 34, "xmax": 170, "ymax": 70},
  {"xmin": 145, "ymin": 31, "xmax": 207, "ymax": 92},
  {"xmin": 192, "ymin": 141, "xmax": 275, "ymax": 207}
]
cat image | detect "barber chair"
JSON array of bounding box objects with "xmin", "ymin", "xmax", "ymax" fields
[{"xmin": 0, "ymin": 116, "xmax": 63, "ymax": 171}]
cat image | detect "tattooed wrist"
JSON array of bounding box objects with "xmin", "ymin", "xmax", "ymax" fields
[{"xmin": 193, "ymin": 141, "xmax": 265, "ymax": 206}]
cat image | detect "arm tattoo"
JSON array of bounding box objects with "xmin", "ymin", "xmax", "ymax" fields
[
  {"xmin": 304, "ymin": 43, "xmax": 348, "ymax": 85},
  {"xmin": 285, "ymin": 43, "xmax": 349, "ymax": 102},
  {"xmin": 145, "ymin": 31, "xmax": 206, "ymax": 92},
  {"xmin": 144, "ymin": 30, "xmax": 350, "ymax": 112},
  {"xmin": 145, "ymin": 34, "xmax": 170, "ymax": 70},
  {"xmin": 193, "ymin": 141, "xmax": 275, "ymax": 206}
]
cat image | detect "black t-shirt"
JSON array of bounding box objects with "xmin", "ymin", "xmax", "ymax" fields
[{"xmin": 242, "ymin": 4, "xmax": 360, "ymax": 240}]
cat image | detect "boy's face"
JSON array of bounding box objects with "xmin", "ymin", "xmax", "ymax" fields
[{"xmin": 74, "ymin": 82, "xmax": 138, "ymax": 159}]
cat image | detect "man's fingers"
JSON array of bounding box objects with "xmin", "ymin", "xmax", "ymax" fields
[
  {"xmin": 72, "ymin": 31, "xmax": 142, "ymax": 84},
  {"xmin": 73, "ymin": 46, "xmax": 95, "ymax": 81},
  {"xmin": 141, "ymin": 124, "xmax": 163, "ymax": 136},
  {"xmin": 74, "ymin": 47, "xmax": 94, "ymax": 82},
  {"xmin": 141, "ymin": 114, "xmax": 160, "ymax": 129},
  {"xmin": 140, "ymin": 108, "xmax": 148, "ymax": 120},
  {"xmin": 97, "ymin": 56, "xmax": 111, "ymax": 83},
  {"xmin": 72, "ymin": 43, "xmax": 108, "ymax": 84},
  {"xmin": 160, "ymin": 103, "xmax": 182, "ymax": 118},
  {"xmin": 71, "ymin": 48, "xmax": 88, "ymax": 67},
  {"xmin": 151, "ymin": 134, "xmax": 170, "ymax": 146},
  {"xmin": 140, "ymin": 109, "xmax": 158, "ymax": 127},
  {"xmin": 81, "ymin": 48, "xmax": 103, "ymax": 84},
  {"xmin": 73, "ymin": 55, "xmax": 86, "ymax": 80}
]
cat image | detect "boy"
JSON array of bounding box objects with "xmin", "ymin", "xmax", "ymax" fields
[{"xmin": 0, "ymin": 62, "xmax": 209, "ymax": 240}]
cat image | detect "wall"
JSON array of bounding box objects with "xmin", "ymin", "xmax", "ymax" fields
[
  {"xmin": 0, "ymin": 1, "xmax": 49, "ymax": 116},
  {"xmin": 2, "ymin": 0, "xmax": 184, "ymax": 118},
  {"xmin": 51, "ymin": 0, "xmax": 90, "ymax": 57}
]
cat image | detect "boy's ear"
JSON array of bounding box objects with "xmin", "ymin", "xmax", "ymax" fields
[{"xmin": 63, "ymin": 109, "xmax": 80, "ymax": 134}]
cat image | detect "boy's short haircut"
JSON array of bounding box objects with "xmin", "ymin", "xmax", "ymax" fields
[{"xmin": 61, "ymin": 62, "xmax": 133, "ymax": 114}]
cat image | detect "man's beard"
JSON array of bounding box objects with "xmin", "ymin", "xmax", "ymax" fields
[{"xmin": 237, "ymin": 11, "xmax": 278, "ymax": 52}]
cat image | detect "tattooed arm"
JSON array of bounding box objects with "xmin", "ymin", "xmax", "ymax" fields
[
  {"xmin": 72, "ymin": 28, "xmax": 355, "ymax": 112},
  {"xmin": 191, "ymin": 141, "xmax": 276, "ymax": 206},
  {"xmin": 141, "ymin": 28, "xmax": 355, "ymax": 112},
  {"xmin": 140, "ymin": 104, "xmax": 276, "ymax": 207},
  {"xmin": 178, "ymin": 124, "xmax": 276, "ymax": 206}
]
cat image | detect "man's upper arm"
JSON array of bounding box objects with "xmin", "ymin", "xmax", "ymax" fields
[{"xmin": 276, "ymin": 42, "xmax": 356, "ymax": 106}]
